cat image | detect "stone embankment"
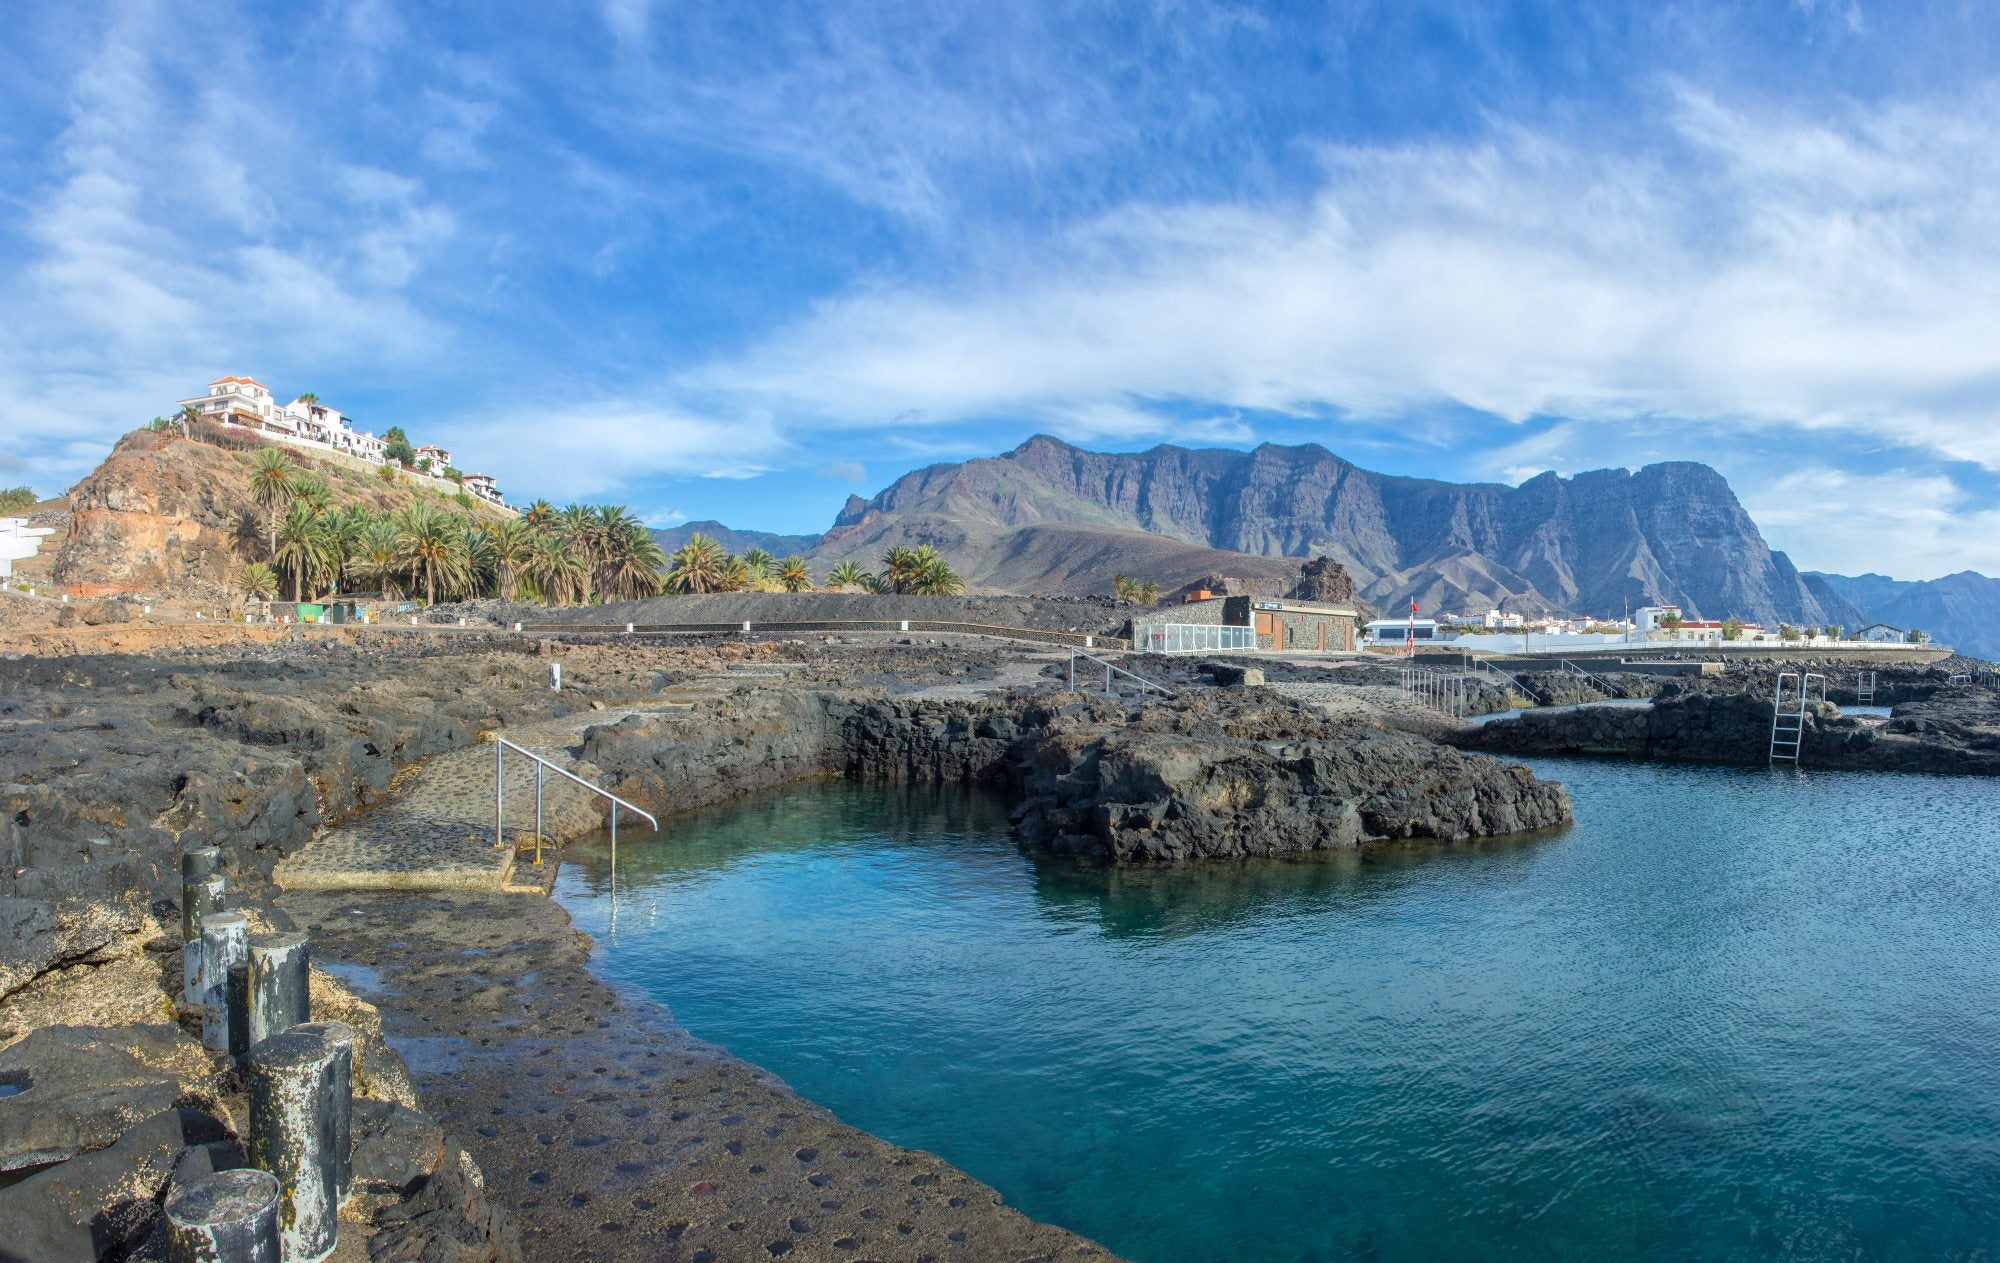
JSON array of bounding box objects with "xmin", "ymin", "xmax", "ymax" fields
[
  {"xmin": 581, "ymin": 689, "xmax": 1573, "ymax": 864},
  {"xmin": 1458, "ymin": 681, "xmax": 2000, "ymax": 775}
]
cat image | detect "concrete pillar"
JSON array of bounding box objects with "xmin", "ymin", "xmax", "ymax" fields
[
  {"xmin": 199, "ymin": 913, "xmax": 249, "ymax": 1052},
  {"xmin": 245, "ymin": 1021, "xmax": 354, "ymax": 1262},
  {"xmin": 180, "ymin": 855, "xmax": 224, "ymax": 1004},
  {"xmin": 743, "ymin": 620, "xmax": 752, "ymax": 633},
  {"xmin": 292, "ymin": 1021, "xmax": 355, "ymax": 1202},
  {"xmin": 164, "ymin": 1167, "xmax": 281, "ymax": 1263},
  {"xmin": 900, "ymin": 620, "xmax": 910, "ymax": 632},
  {"xmin": 246, "ymin": 933, "xmax": 312, "ymax": 1050},
  {"xmin": 226, "ymin": 962, "xmax": 254, "ymax": 1059},
  {"xmin": 626, "ymin": 622, "xmax": 634, "ymax": 634}
]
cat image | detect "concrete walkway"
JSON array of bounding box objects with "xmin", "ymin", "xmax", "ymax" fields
[{"xmin": 275, "ymin": 707, "xmax": 672, "ymax": 892}]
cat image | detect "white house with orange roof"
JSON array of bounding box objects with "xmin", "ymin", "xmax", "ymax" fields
[{"xmin": 174, "ymin": 375, "xmax": 509, "ymax": 513}]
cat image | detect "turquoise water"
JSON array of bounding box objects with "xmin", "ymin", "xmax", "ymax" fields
[{"xmin": 555, "ymin": 763, "xmax": 2000, "ymax": 1262}]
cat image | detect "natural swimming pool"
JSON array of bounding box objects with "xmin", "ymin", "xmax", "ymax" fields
[{"xmin": 556, "ymin": 761, "xmax": 2000, "ymax": 1262}]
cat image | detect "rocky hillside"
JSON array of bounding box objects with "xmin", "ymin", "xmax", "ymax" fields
[
  {"xmin": 651, "ymin": 519, "xmax": 820, "ymax": 558},
  {"xmin": 54, "ymin": 429, "xmax": 511, "ymax": 599},
  {"xmin": 1806, "ymin": 570, "xmax": 2000, "ymax": 661},
  {"xmin": 808, "ymin": 436, "xmax": 1857, "ymax": 624}
]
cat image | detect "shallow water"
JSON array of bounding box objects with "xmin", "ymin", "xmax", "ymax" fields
[{"xmin": 557, "ymin": 764, "xmax": 2000, "ymax": 1262}]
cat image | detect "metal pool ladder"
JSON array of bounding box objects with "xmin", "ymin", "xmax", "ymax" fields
[
  {"xmin": 1770, "ymin": 671, "xmax": 1826, "ymax": 763},
  {"xmin": 1856, "ymin": 671, "xmax": 1876, "ymax": 705},
  {"xmin": 493, "ymin": 737, "xmax": 658, "ymax": 875}
]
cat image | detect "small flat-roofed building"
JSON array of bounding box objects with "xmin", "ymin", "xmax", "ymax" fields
[
  {"xmin": 1364, "ymin": 617, "xmax": 1441, "ymax": 644},
  {"xmin": 1856, "ymin": 623, "xmax": 1907, "ymax": 643},
  {"xmin": 1131, "ymin": 594, "xmax": 1359, "ymax": 653}
]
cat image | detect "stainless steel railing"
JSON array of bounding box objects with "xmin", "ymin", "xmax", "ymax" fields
[
  {"xmin": 1068, "ymin": 647, "xmax": 1175, "ymax": 698},
  {"xmin": 493, "ymin": 738, "xmax": 657, "ymax": 880}
]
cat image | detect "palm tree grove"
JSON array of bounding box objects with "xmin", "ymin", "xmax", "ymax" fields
[{"xmin": 234, "ymin": 449, "xmax": 965, "ymax": 607}]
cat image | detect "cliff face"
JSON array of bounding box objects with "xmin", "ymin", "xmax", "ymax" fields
[
  {"xmin": 1809, "ymin": 570, "xmax": 2000, "ymax": 660},
  {"xmin": 54, "ymin": 430, "xmax": 508, "ymax": 599},
  {"xmin": 814, "ymin": 436, "xmax": 1849, "ymax": 624}
]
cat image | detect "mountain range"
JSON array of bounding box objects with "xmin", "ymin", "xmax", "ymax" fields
[
  {"xmin": 659, "ymin": 435, "xmax": 1997, "ymax": 655},
  {"xmin": 1804, "ymin": 571, "xmax": 2000, "ymax": 661}
]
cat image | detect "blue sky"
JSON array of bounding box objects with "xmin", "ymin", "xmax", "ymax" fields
[{"xmin": 6, "ymin": 1, "xmax": 2000, "ymax": 578}]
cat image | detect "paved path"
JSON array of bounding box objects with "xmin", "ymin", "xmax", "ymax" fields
[{"xmin": 275, "ymin": 706, "xmax": 677, "ymax": 892}]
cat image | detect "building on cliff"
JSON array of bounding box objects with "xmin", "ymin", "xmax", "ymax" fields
[{"xmin": 176, "ymin": 376, "xmax": 507, "ymax": 510}]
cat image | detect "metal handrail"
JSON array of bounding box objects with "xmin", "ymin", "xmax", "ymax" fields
[
  {"xmin": 494, "ymin": 738, "xmax": 657, "ymax": 882},
  {"xmin": 1557, "ymin": 658, "xmax": 1617, "ymax": 694},
  {"xmin": 1068, "ymin": 647, "xmax": 1174, "ymax": 698}
]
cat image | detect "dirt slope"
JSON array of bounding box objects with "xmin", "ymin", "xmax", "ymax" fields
[{"xmin": 54, "ymin": 430, "xmax": 509, "ymax": 600}]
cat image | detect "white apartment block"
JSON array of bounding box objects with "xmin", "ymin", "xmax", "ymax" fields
[{"xmin": 176, "ymin": 376, "xmax": 506, "ymax": 510}]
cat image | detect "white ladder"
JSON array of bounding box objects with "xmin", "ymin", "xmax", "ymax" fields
[
  {"xmin": 1770, "ymin": 671, "xmax": 1825, "ymax": 762},
  {"xmin": 1856, "ymin": 671, "xmax": 1875, "ymax": 705}
]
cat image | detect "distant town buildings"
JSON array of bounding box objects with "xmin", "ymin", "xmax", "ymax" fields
[{"xmin": 177, "ymin": 376, "xmax": 506, "ymax": 509}]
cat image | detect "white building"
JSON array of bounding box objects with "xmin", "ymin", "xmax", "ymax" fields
[
  {"xmin": 461, "ymin": 472, "xmax": 503, "ymax": 505},
  {"xmin": 179, "ymin": 376, "xmax": 293, "ymax": 433},
  {"xmin": 1856, "ymin": 623, "xmax": 1907, "ymax": 643},
  {"xmin": 0, "ymin": 518, "xmax": 56, "ymax": 579},
  {"xmin": 280, "ymin": 398, "xmax": 388, "ymax": 463},
  {"xmin": 174, "ymin": 376, "xmax": 508, "ymax": 512},
  {"xmin": 1364, "ymin": 618, "xmax": 1442, "ymax": 643}
]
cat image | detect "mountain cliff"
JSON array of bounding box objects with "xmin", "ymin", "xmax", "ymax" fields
[
  {"xmin": 651, "ymin": 520, "xmax": 820, "ymax": 558},
  {"xmin": 809, "ymin": 436, "xmax": 1849, "ymax": 624},
  {"xmin": 1807, "ymin": 570, "xmax": 2000, "ymax": 661}
]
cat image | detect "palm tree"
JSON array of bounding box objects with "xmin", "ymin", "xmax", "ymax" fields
[
  {"xmin": 777, "ymin": 556, "xmax": 813, "ymax": 592},
  {"xmin": 522, "ymin": 498, "xmax": 557, "ymax": 530},
  {"xmin": 719, "ymin": 554, "xmax": 752, "ymax": 592},
  {"xmin": 557, "ymin": 504, "xmax": 597, "ymax": 603},
  {"xmin": 527, "ymin": 532, "xmax": 585, "ymax": 605},
  {"xmin": 289, "ymin": 476, "xmax": 334, "ymax": 517},
  {"xmin": 272, "ymin": 501, "xmax": 331, "ymax": 602},
  {"xmin": 826, "ymin": 560, "xmax": 866, "ymax": 591},
  {"xmin": 488, "ymin": 518, "xmax": 539, "ymax": 601},
  {"xmin": 461, "ymin": 522, "xmax": 498, "ymax": 600},
  {"xmin": 740, "ymin": 547, "xmax": 775, "ymax": 586},
  {"xmin": 880, "ymin": 546, "xmax": 922, "ymax": 594},
  {"xmin": 249, "ymin": 449, "xmax": 297, "ymax": 554},
  {"xmin": 176, "ymin": 403, "xmax": 200, "ymax": 434},
  {"xmin": 666, "ymin": 533, "xmax": 728, "ymax": 594},
  {"xmin": 913, "ymin": 554, "xmax": 964, "ymax": 595},
  {"xmin": 600, "ymin": 514, "xmax": 666, "ymax": 601},
  {"xmin": 238, "ymin": 561, "xmax": 278, "ymax": 602},
  {"xmin": 861, "ymin": 572, "xmax": 893, "ymax": 594},
  {"xmin": 394, "ymin": 501, "xmax": 468, "ymax": 605},
  {"xmin": 345, "ymin": 519, "xmax": 402, "ymax": 598}
]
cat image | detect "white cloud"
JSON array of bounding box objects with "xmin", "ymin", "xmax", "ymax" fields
[
  {"xmin": 817, "ymin": 461, "xmax": 867, "ymax": 483},
  {"xmin": 1742, "ymin": 466, "xmax": 2000, "ymax": 578},
  {"xmin": 433, "ymin": 402, "xmax": 778, "ymax": 502},
  {"xmin": 683, "ymin": 86, "xmax": 2000, "ymax": 474}
]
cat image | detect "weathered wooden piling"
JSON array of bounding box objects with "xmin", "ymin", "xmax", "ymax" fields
[
  {"xmin": 163, "ymin": 1167, "xmax": 281, "ymax": 1263},
  {"xmin": 181, "ymin": 870, "xmax": 225, "ymax": 1003},
  {"xmin": 246, "ymin": 1021, "xmax": 354, "ymax": 1262},
  {"xmin": 198, "ymin": 913, "xmax": 249, "ymax": 1053}
]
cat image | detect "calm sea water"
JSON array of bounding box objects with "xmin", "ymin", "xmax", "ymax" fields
[{"xmin": 556, "ymin": 762, "xmax": 2000, "ymax": 1262}]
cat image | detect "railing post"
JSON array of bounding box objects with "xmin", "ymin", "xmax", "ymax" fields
[
  {"xmin": 494, "ymin": 740, "xmax": 504, "ymax": 849},
  {"xmin": 535, "ymin": 761, "xmax": 544, "ymax": 865}
]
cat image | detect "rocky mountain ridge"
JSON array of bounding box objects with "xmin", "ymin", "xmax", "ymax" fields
[
  {"xmin": 803, "ymin": 435, "xmax": 1855, "ymax": 625},
  {"xmin": 1806, "ymin": 570, "xmax": 2000, "ymax": 661}
]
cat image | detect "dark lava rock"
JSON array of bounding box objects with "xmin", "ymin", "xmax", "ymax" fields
[
  {"xmin": 0, "ymin": 1106, "xmax": 230, "ymax": 1261},
  {"xmin": 354, "ymin": 1097, "xmax": 448, "ymax": 1194},
  {"xmin": 0, "ymin": 1023, "xmax": 207, "ymax": 1171}
]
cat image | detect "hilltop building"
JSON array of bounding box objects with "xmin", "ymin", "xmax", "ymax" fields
[{"xmin": 176, "ymin": 376, "xmax": 506, "ymax": 510}]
